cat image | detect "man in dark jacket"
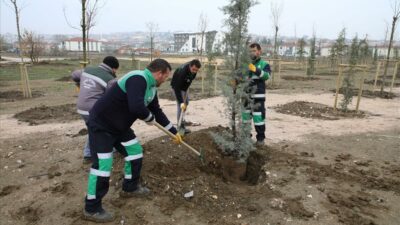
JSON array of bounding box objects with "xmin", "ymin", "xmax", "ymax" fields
[
  {"xmin": 83, "ymin": 59, "xmax": 182, "ymax": 223},
  {"xmin": 71, "ymin": 56, "xmax": 120, "ymax": 163},
  {"xmin": 170, "ymin": 59, "xmax": 201, "ymax": 133}
]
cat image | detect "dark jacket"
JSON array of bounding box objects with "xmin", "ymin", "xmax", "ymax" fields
[
  {"xmin": 170, "ymin": 63, "xmax": 196, "ymax": 103},
  {"xmin": 89, "ymin": 70, "xmax": 177, "ymax": 135}
]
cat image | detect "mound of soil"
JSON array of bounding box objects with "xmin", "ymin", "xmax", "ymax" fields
[
  {"xmin": 364, "ymin": 79, "xmax": 400, "ymax": 87},
  {"xmin": 0, "ymin": 185, "xmax": 21, "ymax": 197},
  {"xmin": 13, "ymin": 205, "xmax": 42, "ymax": 223},
  {"xmin": 109, "ymin": 127, "xmax": 274, "ymax": 223},
  {"xmin": 331, "ymin": 88, "xmax": 397, "ymax": 99},
  {"xmin": 37, "ymin": 61, "xmax": 72, "ymax": 66},
  {"xmin": 14, "ymin": 104, "xmax": 80, "ymax": 125},
  {"xmin": 281, "ymin": 75, "xmax": 320, "ymax": 81},
  {"xmin": 317, "ymin": 71, "xmax": 338, "ymax": 76},
  {"xmin": 71, "ymin": 128, "xmax": 88, "ymax": 137},
  {"xmin": 0, "ymin": 90, "xmax": 44, "ymax": 102},
  {"xmin": 55, "ymin": 76, "xmax": 72, "ymax": 82},
  {"xmin": 265, "ymin": 146, "xmax": 398, "ymax": 224},
  {"xmin": 274, "ymin": 101, "xmax": 365, "ymax": 120},
  {"xmin": 266, "ymin": 83, "xmax": 282, "ymax": 90},
  {"xmin": 144, "ymin": 126, "xmax": 265, "ymax": 183}
]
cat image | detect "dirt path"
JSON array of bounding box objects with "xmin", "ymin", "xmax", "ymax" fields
[{"xmin": 2, "ymin": 89, "xmax": 399, "ymax": 143}]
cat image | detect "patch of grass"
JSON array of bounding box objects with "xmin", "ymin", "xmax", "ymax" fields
[{"xmin": 0, "ymin": 60, "xmax": 79, "ymax": 81}]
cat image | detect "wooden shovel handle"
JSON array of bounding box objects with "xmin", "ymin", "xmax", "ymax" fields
[{"xmin": 154, "ymin": 122, "xmax": 200, "ymax": 156}]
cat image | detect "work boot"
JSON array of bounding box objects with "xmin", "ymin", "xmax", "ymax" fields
[
  {"xmin": 255, "ymin": 140, "xmax": 265, "ymax": 147},
  {"xmin": 83, "ymin": 208, "xmax": 114, "ymax": 223},
  {"xmin": 180, "ymin": 123, "xmax": 191, "ymax": 135},
  {"xmin": 119, "ymin": 184, "xmax": 151, "ymax": 198},
  {"xmin": 184, "ymin": 128, "xmax": 192, "ymax": 134},
  {"xmin": 83, "ymin": 156, "xmax": 92, "ymax": 164}
]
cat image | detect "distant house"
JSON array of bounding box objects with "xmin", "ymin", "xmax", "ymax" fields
[
  {"xmin": 375, "ymin": 44, "xmax": 400, "ymax": 58},
  {"xmin": 261, "ymin": 43, "xmax": 310, "ymax": 57},
  {"xmin": 116, "ymin": 45, "xmax": 135, "ymax": 55},
  {"xmin": 174, "ymin": 31, "xmax": 225, "ymax": 54},
  {"xmin": 278, "ymin": 42, "xmax": 297, "ymax": 57},
  {"xmin": 320, "ymin": 43, "xmax": 335, "ymax": 57},
  {"xmin": 59, "ymin": 37, "xmax": 102, "ymax": 52}
]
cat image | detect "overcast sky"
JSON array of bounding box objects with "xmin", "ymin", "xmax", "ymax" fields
[{"xmin": 0, "ymin": 0, "xmax": 396, "ymax": 40}]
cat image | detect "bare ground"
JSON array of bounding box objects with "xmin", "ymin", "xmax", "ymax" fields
[{"xmin": 0, "ymin": 68, "xmax": 399, "ymax": 225}]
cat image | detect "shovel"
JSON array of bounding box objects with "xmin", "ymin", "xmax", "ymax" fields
[
  {"xmin": 154, "ymin": 122, "xmax": 204, "ymax": 162},
  {"xmin": 177, "ymin": 91, "xmax": 189, "ymax": 135}
]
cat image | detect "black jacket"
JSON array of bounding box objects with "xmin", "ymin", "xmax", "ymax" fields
[
  {"xmin": 89, "ymin": 76, "xmax": 176, "ymax": 135},
  {"xmin": 170, "ymin": 63, "xmax": 196, "ymax": 103}
]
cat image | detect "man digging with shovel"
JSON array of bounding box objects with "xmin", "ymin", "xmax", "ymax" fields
[
  {"xmin": 170, "ymin": 59, "xmax": 201, "ymax": 135},
  {"xmin": 83, "ymin": 59, "xmax": 183, "ymax": 222}
]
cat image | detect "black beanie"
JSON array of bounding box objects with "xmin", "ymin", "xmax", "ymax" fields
[{"xmin": 103, "ymin": 56, "xmax": 119, "ymax": 69}]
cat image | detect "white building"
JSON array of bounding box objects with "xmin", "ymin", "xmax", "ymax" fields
[
  {"xmin": 59, "ymin": 37, "xmax": 102, "ymax": 52},
  {"xmin": 174, "ymin": 31, "xmax": 225, "ymax": 54}
]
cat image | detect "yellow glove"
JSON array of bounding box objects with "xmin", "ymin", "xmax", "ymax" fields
[
  {"xmin": 230, "ymin": 79, "xmax": 237, "ymax": 87},
  {"xmin": 248, "ymin": 63, "xmax": 257, "ymax": 73},
  {"xmin": 76, "ymin": 86, "xmax": 80, "ymax": 93},
  {"xmin": 173, "ymin": 133, "xmax": 183, "ymax": 144},
  {"xmin": 180, "ymin": 103, "xmax": 187, "ymax": 111}
]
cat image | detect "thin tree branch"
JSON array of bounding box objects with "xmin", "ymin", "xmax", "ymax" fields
[{"xmin": 63, "ymin": 6, "xmax": 81, "ymax": 30}]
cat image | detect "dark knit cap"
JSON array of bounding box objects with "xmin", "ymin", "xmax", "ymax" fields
[{"xmin": 103, "ymin": 56, "xmax": 119, "ymax": 69}]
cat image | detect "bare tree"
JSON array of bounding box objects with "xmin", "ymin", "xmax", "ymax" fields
[
  {"xmin": 63, "ymin": 0, "xmax": 104, "ymax": 64},
  {"xmin": 270, "ymin": 0, "xmax": 283, "ymax": 59},
  {"xmin": 198, "ymin": 12, "xmax": 208, "ymax": 62},
  {"xmin": 86, "ymin": 0, "xmax": 103, "ymax": 59},
  {"xmin": 146, "ymin": 22, "xmax": 158, "ymax": 61},
  {"xmin": 8, "ymin": 0, "xmax": 25, "ymax": 62},
  {"xmin": 81, "ymin": 0, "xmax": 87, "ymax": 63},
  {"xmin": 381, "ymin": 0, "xmax": 400, "ymax": 94},
  {"xmin": 7, "ymin": 0, "xmax": 32, "ymax": 97},
  {"xmin": 21, "ymin": 30, "xmax": 44, "ymax": 63}
]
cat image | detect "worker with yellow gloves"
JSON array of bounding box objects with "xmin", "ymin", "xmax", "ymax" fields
[
  {"xmin": 83, "ymin": 59, "xmax": 182, "ymax": 223},
  {"xmin": 242, "ymin": 43, "xmax": 271, "ymax": 147}
]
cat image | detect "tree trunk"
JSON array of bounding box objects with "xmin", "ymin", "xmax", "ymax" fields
[
  {"xmin": 274, "ymin": 26, "xmax": 279, "ymax": 59},
  {"xmin": 150, "ymin": 36, "xmax": 153, "ymax": 61},
  {"xmin": 232, "ymin": 9, "xmax": 243, "ymax": 141},
  {"xmin": 381, "ymin": 16, "xmax": 397, "ymax": 94},
  {"xmin": 13, "ymin": 1, "xmax": 24, "ymax": 63},
  {"xmin": 81, "ymin": 0, "xmax": 87, "ymax": 64},
  {"xmin": 86, "ymin": 28, "xmax": 90, "ymax": 63}
]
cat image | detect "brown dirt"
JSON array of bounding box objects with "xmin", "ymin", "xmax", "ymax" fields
[
  {"xmin": 138, "ymin": 126, "xmax": 265, "ymax": 184},
  {"xmin": 13, "ymin": 204, "xmax": 42, "ymax": 223},
  {"xmin": 0, "ymin": 90, "xmax": 44, "ymax": 102},
  {"xmin": 0, "ymin": 185, "xmax": 20, "ymax": 197},
  {"xmin": 1, "ymin": 60, "xmax": 399, "ymax": 224},
  {"xmin": 13, "ymin": 104, "xmax": 80, "ymax": 125},
  {"xmin": 364, "ymin": 79, "xmax": 400, "ymax": 87},
  {"xmin": 274, "ymin": 101, "xmax": 366, "ymax": 120},
  {"xmin": 281, "ymin": 75, "xmax": 320, "ymax": 81},
  {"xmin": 71, "ymin": 128, "xmax": 88, "ymax": 137},
  {"xmin": 0, "ymin": 126, "xmax": 399, "ymax": 224},
  {"xmin": 332, "ymin": 88, "xmax": 397, "ymax": 99},
  {"xmin": 56, "ymin": 76, "xmax": 72, "ymax": 82}
]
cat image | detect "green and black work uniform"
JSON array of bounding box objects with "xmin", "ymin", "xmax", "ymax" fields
[
  {"xmin": 85, "ymin": 69, "xmax": 177, "ymax": 213},
  {"xmin": 242, "ymin": 58, "xmax": 271, "ymax": 142}
]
